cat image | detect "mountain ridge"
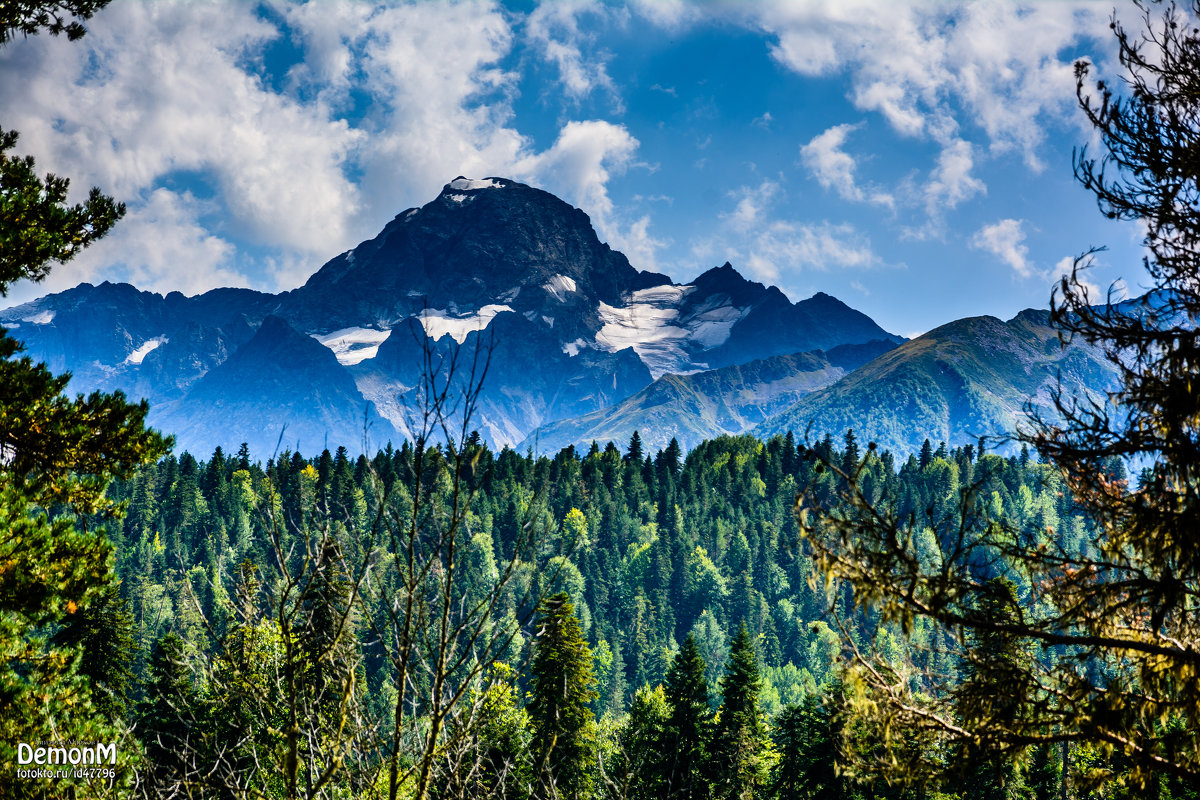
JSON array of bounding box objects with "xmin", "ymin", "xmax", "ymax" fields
[{"xmin": 1, "ymin": 176, "xmax": 905, "ymax": 456}]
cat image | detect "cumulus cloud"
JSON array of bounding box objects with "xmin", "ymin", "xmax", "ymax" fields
[
  {"xmin": 723, "ymin": 181, "xmax": 782, "ymax": 233},
  {"xmin": 515, "ymin": 120, "xmax": 664, "ymax": 268},
  {"xmin": 0, "ymin": 3, "xmax": 364, "ymax": 257},
  {"xmin": 0, "ymin": 1, "xmax": 659, "ymax": 296},
  {"xmin": 628, "ymin": 0, "xmax": 700, "ymax": 30},
  {"xmin": 526, "ymin": 1, "xmax": 622, "ymax": 108},
  {"xmin": 971, "ymin": 219, "xmax": 1103, "ymax": 297},
  {"xmin": 924, "ymin": 139, "xmax": 986, "ymax": 218},
  {"xmin": 799, "ymin": 123, "xmax": 893, "ymax": 207},
  {"xmin": 971, "ymin": 218, "xmax": 1031, "ymax": 276},
  {"xmin": 699, "ymin": 179, "xmax": 883, "ymax": 285},
  {"xmin": 750, "ymin": 1, "xmax": 1111, "ymax": 154},
  {"xmin": 711, "ymin": 1, "xmax": 1114, "ymax": 226},
  {"xmin": 5, "ymin": 189, "xmax": 248, "ymax": 307}
]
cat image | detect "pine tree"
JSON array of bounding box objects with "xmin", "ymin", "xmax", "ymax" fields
[
  {"xmin": 615, "ymin": 686, "xmax": 669, "ymax": 800},
  {"xmin": 954, "ymin": 577, "xmax": 1030, "ymax": 799},
  {"xmin": 0, "ymin": 6, "xmax": 168, "ymax": 797},
  {"xmin": 51, "ymin": 582, "xmax": 137, "ymax": 721},
  {"xmin": 712, "ymin": 624, "xmax": 770, "ymax": 800},
  {"xmin": 528, "ymin": 592, "xmax": 597, "ymax": 800},
  {"xmin": 626, "ymin": 430, "xmax": 644, "ymax": 464}
]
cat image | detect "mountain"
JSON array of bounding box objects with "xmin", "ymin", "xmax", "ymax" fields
[
  {"xmin": 150, "ymin": 316, "xmax": 387, "ymax": 458},
  {"xmin": 756, "ymin": 309, "xmax": 1121, "ymax": 455},
  {"xmin": 524, "ymin": 339, "xmax": 898, "ymax": 454},
  {"xmin": 0, "ymin": 177, "xmax": 903, "ymax": 456}
]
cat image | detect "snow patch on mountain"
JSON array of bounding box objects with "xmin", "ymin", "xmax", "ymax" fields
[
  {"xmin": 126, "ymin": 336, "xmax": 168, "ymax": 365},
  {"xmin": 418, "ymin": 305, "xmax": 513, "ymax": 344},
  {"xmin": 596, "ymin": 298, "xmax": 690, "ymax": 378},
  {"xmin": 22, "ymin": 310, "xmax": 54, "ymax": 324},
  {"xmin": 591, "ymin": 284, "xmax": 753, "ymax": 377},
  {"xmin": 449, "ymin": 177, "xmax": 503, "ymax": 191},
  {"xmin": 542, "ymin": 274, "xmax": 577, "ymax": 302},
  {"xmin": 448, "ymin": 194, "xmax": 472, "ymax": 204},
  {"xmin": 313, "ymin": 327, "xmax": 392, "ymax": 365}
]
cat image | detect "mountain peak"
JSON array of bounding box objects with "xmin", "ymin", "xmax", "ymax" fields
[
  {"xmin": 286, "ymin": 176, "xmax": 669, "ymax": 332},
  {"xmin": 444, "ymin": 176, "xmax": 514, "ymax": 192}
]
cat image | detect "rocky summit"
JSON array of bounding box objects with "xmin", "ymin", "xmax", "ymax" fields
[{"xmin": 1, "ymin": 177, "xmax": 901, "ymax": 457}]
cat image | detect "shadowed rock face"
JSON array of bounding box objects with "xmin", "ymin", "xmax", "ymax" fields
[{"xmin": 1, "ymin": 177, "xmax": 903, "ymax": 457}]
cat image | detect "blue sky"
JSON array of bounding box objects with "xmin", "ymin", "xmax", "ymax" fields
[{"xmin": 0, "ymin": 1, "xmax": 1150, "ymax": 336}]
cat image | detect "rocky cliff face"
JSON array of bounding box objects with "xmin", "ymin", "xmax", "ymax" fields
[{"xmin": 1, "ymin": 177, "xmax": 902, "ymax": 457}]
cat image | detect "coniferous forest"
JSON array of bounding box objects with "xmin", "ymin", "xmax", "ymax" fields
[
  {"xmin": 6, "ymin": 1, "xmax": 1200, "ymax": 799},
  {"xmin": 53, "ymin": 430, "xmax": 1141, "ymax": 799}
]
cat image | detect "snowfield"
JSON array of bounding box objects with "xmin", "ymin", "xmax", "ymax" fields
[
  {"xmin": 449, "ymin": 177, "xmax": 503, "ymax": 191},
  {"xmin": 313, "ymin": 327, "xmax": 393, "ymax": 366},
  {"xmin": 591, "ymin": 284, "xmax": 748, "ymax": 378},
  {"xmin": 125, "ymin": 336, "xmax": 168, "ymax": 365},
  {"xmin": 542, "ymin": 274, "xmax": 578, "ymax": 302},
  {"xmin": 417, "ymin": 305, "xmax": 513, "ymax": 344}
]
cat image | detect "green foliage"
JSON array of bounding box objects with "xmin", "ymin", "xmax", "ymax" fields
[
  {"xmin": 0, "ymin": 0, "xmax": 108, "ymax": 43},
  {"xmin": 712, "ymin": 624, "xmax": 772, "ymax": 799},
  {"xmin": 771, "ymin": 694, "xmax": 840, "ymax": 800},
  {"xmin": 0, "ymin": 128, "xmax": 124, "ymax": 295},
  {"xmin": 0, "ymin": 7, "xmax": 167, "ymax": 796},
  {"xmin": 793, "ymin": 2, "xmax": 1200, "ymax": 794},
  {"xmin": 661, "ymin": 633, "xmax": 714, "ymax": 800},
  {"xmin": 137, "ymin": 632, "xmax": 200, "ymax": 795},
  {"xmin": 100, "ymin": 428, "xmax": 1115, "ymax": 797},
  {"xmin": 528, "ymin": 592, "xmax": 597, "ymax": 800}
]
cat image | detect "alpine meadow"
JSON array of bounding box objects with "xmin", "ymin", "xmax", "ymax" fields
[{"xmin": 3, "ymin": 1, "xmax": 1200, "ymax": 799}]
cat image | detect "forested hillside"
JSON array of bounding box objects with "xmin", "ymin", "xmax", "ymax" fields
[{"xmin": 80, "ymin": 430, "xmax": 1154, "ymax": 798}]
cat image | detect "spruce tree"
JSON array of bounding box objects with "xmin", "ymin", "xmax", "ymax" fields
[
  {"xmin": 771, "ymin": 695, "xmax": 841, "ymax": 800},
  {"xmin": 712, "ymin": 624, "xmax": 770, "ymax": 800},
  {"xmin": 0, "ymin": 5, "xmax": 168, "ymax": 797},
  {"xmin": 51, "ymin": 582, "xmax": 137, "ymax": 722},
  {"xmin": 661, "ymin": 633, "xmax": 714, "ymax": 800},
  {"xmin": 528, "ymin": 592, "xmax": 597, "ymax": 800},
  {"xmin": 138, "ymin": 632, "xmax": 201, "ymax": 795}
]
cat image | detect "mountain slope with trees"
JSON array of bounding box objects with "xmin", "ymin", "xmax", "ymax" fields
[{"xmin": 759, "ymin": 309, "xmax": 1119, "ymax": 455}]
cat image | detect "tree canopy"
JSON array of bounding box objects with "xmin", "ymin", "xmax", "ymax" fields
[{"xmin": 797, "ymin": 1, "xmax": 1200, "ymax": 791}]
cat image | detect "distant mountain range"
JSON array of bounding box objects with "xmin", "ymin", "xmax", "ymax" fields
[
  {"xmin": 1, "ymin": 177, "xmax": 910, "ymax": 457},
  {"xmin": 755, "ymin": 310, "xmax": 1120, "ymax": 455}
]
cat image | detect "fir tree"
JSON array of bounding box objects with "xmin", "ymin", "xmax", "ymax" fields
[
  {"xmin": 712, "ymin": 624, "xmax": 770, "ymax": 800},
  {"xmin": 771, "ymin": 694, "xmax": 843, "ymax": 800},
  {"xmin": 138, "ymin": 632, "xmax": 201, "ymax": 795},
  {"xmin": 661, "ymin": 633, "xmax": 713, "ymax": 800},
  {"xmin": 626, "ymin": 430, "xmax": 644, "ymax": 464},
  {"xmin": 528, "ymin": 592, "xmax": 597, "ymax": 800}
]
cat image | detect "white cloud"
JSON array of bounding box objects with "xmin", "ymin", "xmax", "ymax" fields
[
  {"xmin": 699, "ymin": 179, "xmax": 882, "ymax": 285},
  {"xmin": 972, "ymin": 220, "xmax": 1104, "ymax": 298},
  {"xmin": 526, "ymin": 1, "xmax": 622, "ymax": 108},
  {"xmin": 971, "ymin": 218, "xmax": 1031, "ymax": 277},
  {"xmin": 5, "ymin": 189, "xmax": 249, "ymax": 306},
  {"xmin": 515, "ymin": 120, "xmax": 665, "ymax": 268},
  {"xmin": 628, "ymin": 0, "xmax": 699, "ymax": 30},
  {"xmin": 799, "ymin": 122, "xmax": 893, "ymax": 207},
  {"xmin": 699, "ymin": 1, "xmax": 1114, "ymax": 225},
  {"xmin": 1049, "ymin": 255, "xmax": 1102, "ymax": 300},
  {"xmin": 749, "ymin": 1, "xmax": 1111, "ymax": 153},
  {"xmin": 723, "ymin": 180, "xmax": 782, "ymax": 233},
  {"xmin": 0, "ymin": 1, "xmax": 659, "ymax": 296},
  {"xmin": 0, "ymin": 3, "xmax": 364, "ymax": 256},
  {"xmin": 924, "ymin": 139, "xmax": 986, "ymax": 219}
]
